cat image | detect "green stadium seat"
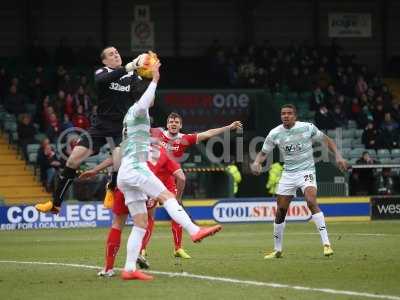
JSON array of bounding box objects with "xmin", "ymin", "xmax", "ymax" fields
[
  {"xmin": 4, "ymin": 121, "xmax": 17, "ymax": 133},
  {"xmin": 327, "ymin": 129, "xmax": 336, "ymax": 138},
  {"xmin": 392, "ymin": 157, "xmax": 400, "ymax": 164},
  {"xmin": 391, "ymin": 149, "xmax": 400, "ymax": 158},
  {"xmin": 34, "ymin": 133, "xmax": 47, "ymax": 142},
  {"xmin": 342, "ymin": 129, "xmax": 355, "ymax": 139},
  {"xmin": 341, "ymin": 148, "xmax": 351, "ymax": 158},
  {"xmin": 377, "ymin": 149, "xmax": 391, "ymax": 159},
  {"xmin": 354, "ymin": 129, "xmax": 364, "ymax": 138},
  {"xmin": 349, "ymin": 148, "xmax": 366, "ymax": 159},
  {"xmin": 379, "ymin": 158, "xmax": 392, "ymax": 164},
  {"xmin": 28, "ymin": 152, "xmax": 38, "ymax": 164},
  {"xmin": 349, "ymin": 158, "xmax": 358, "ymax": 165},
  {"xmin": 367, "ymin": 149, "xmax": 377, "ymax": 158},
  {"xmin": 341, "ymin": 138, "xmax": 352, "ymax": 148},
  {"xmin": 351, "ymin": 138, "xmax": 363, "ymax": 148},
  {"xmin": 27, "ymin": 144, "xmax": 40, "ymax": 154}
]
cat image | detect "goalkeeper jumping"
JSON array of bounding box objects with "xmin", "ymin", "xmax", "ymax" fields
[{"xmin": 36, "ymin": 47, "xmax": 158, "ymax": 214}]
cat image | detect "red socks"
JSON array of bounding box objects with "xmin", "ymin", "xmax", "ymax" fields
[
  {"xmin": 141, "ymin": 215, "xmax": 155, "ymax": 252},
  {"xmin": 171, "ymin": 220, "xmax": 183, "ymax": 250},
  {"xmin": 105, "ymin": 227, "xmax": 121, "ymax": 271}
]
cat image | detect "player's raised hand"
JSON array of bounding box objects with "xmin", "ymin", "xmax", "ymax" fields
[
  {"xmin": 125, "ymin": 53, "xmax": 147, "ymax": 72},
  {"xmin": 151, "ymin": 61, "xmax": 161, "ymax": 83},
  {"xmin": 229, "ymin": 121, "xmax": 243, "ymax": 131},
  {"xmin": 79, "ymin": 169, "xmax": 98, "ymax": 180},
  {"xmin": 336, "ymin": 157, "xmax": 348, "ymax": 172},
  {"xmin": 250, "ymin": 162, "xmax": 262, "ymax": 176}
]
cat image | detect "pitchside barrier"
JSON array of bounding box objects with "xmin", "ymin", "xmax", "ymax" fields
[{"xmin": 0, "ymin": 197, "xmax": 372, "ymax": 231}]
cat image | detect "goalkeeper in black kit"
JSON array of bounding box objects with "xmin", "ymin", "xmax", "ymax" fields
[{"xmin": 36, "ymin": 46, "xmax": 152, "ymax": 213}]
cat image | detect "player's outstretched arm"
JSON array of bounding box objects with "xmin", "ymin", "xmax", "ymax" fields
[
  {"xmin": 323, "ymin": 135, "xmax": 348, "ymax": 172},
  {"xmin": 197, "ymin": 121, "xmax": 243, "ymax": 143},
  {"xmin": 250, "ymin": 151, "xmax": 268, "ymax": 176},
  {"xmin": 79, "ymin": 157, "xmax": 113, "ymax": 180},
  {"xmin": 95, "ymin": 53, "xmax": 148, "ymax": 85},
  {"xmin": 134, "ymin": 61, "xmax": 161, "ymax": 114}
]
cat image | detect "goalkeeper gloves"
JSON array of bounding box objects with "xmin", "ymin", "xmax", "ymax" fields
[{"xmin": 125, "ymin": 53, "xmax": 148, "ymax": 72}]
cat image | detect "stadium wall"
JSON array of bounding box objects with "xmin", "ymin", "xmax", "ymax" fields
[{"xmin": 0, "ymin": 197, "xmax": 372, "ymax": 231}]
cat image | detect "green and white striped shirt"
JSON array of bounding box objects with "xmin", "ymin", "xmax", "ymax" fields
[
  {"xmin": 120, "ymin": 81, "xmax": 157, "ymax": 171},
  {"xmin": 261, "ymin": 121, "xmax": 324, "ymax": 173}
]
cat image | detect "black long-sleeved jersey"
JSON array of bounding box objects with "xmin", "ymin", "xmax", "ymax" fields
[{"xmin": 94, "ymin": 66, "xmax": 138, "ymax": 124}]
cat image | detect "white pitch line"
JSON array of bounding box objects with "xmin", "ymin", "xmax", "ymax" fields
[{"xmin": 0, "ymin": 260, "xmax": 399, "ymax": 300}]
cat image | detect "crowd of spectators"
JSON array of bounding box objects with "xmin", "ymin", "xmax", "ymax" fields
[
  {"xmin": 0, "ymin": 58, "xmax": 98, "ymax": 190},
  {"xmin": 207, "ymin": 39, "xmax": 400, "ymax": 150}
]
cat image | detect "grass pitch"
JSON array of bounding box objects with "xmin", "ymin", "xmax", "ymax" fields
[{"xmin": 1, "ymin": 221, "xmax": 399, "ymax": 300}]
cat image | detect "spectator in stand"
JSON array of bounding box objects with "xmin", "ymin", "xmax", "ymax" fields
[
  {"xmin": 357, "ymin": 105, "xmax": 374, "ymax": 129},
  {"xmin": 287, "ymin": 67, "xmax": 302, "ymax": 93},
  {"xmin": 46, "ymin": 113, "xmax": 61, "ymax": 143},
  {"xmin": 315, "ymin": 105, "xmax": 336, "ymax": 130},
  {"xmin": 54, "ymin": 65, "xmax": 67, "ymax": 91},
  {"xmin": 390, "ymin": 101, "xmax": 400, "ymax": 123},
  {"xmin": 380, "ymin": 113, "xmax": 399, "ymax": 149},
  {"xmin": 89, "ymin": 105, "xmax": 98, "ymax": 128},
  {"xmin": 53, "ymin": 90, "xmax": 66, "ymax": 118},
  {"xmin": 337, "ymin": 74, "xmax": 353, "ymax": 97},
  {"xmin": 372, "ymin": 103, "xmax": 385, "ymax": 128},
  {"xmin": 332, "ymin": 105, "xmax": 348, "ymax": 128},
  {"xmin": 74, "ymin": 85, "xmax": 91, "ymax": 114},
  {"xmin": 299, "ymin": 67, "xmax": 312, "ymax": 92},
  {"xmin": 79, "ymin": 75, "xmax": 95, "ymax": 99},
  {"xmin": 310, "ymin": 87, "xmax": 325, "ymax": 111},
  {"xmin": 17, "ymin": 114, "xmax": 37, "ymax": 160},
  {"xmin": 325, "ymin": 84, "xmax": 337, "ymax": 109},
  {"xmin": 362, "ymin": 122, "xmax": 381, "ymax": 150},
  {"xmin": 355, "ymin": 76, "xmax": 368, "ymax": 97},
  {"xmin": 72, "ymin": 105, "xmax": 90, "ymax": 130},
  {"xmin": 381, "ymin": 85, "xmax": 393, "ymax": 106},
  {"xmin": 315, "ymin": 66, "xmax": 331, "ymax": 90},
  {"xmin": 29, "ymin": 75, "xmax": 47, "ymax": 107},
  {"xmin": 377, "ymin": 168, "xmax": 396, "ymax": 195},
  {"xmin": 61, "ymin": 114, "xmax": 74, "ymax": 131},
  {"xmin": 64, "ymin": 93, "xmax": 74, "ymax": 119},
  {"xmin": 350, "ymin": 151, "xmax": 378, "ymax": 195},
  {"xmin": 58, "ymin": 73, "xmax": 74, "ymax": 95},
  {"xmin": 4, "ymin": 84, "xmax": 27, "ymax": 115},
  {"xmin": 37, "ymin": 138, "xmax": 62, "ymax": 192},
  {"xmin": 350, "ymin": 97, "xmax": 362, "ymax": 120}
]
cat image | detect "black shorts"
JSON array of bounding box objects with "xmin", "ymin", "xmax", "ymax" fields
[{"xmin": 77, "ymin": 122, "xmax": 122, "ymax": 154}]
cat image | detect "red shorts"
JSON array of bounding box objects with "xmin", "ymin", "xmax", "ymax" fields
[
  {"xmin": 112, "ymin": 188, "xmax": 129, "ymax": 216},
  {"xmin": 112, "ymin": 188, "xmax": 157, "ymax": 215}
]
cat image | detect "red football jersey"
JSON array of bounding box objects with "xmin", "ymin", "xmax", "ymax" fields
[
  {"xmin": 151, "ymin": 128, "xmax": 197, "ymax": 161},
  {"xmin": 147, "ymin": 147, "xmax": 181, "ymax": 194}
]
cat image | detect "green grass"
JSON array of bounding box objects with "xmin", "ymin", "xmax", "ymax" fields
[{"xmin": 1, "ymin": 221, "xmax": 400, "ymax": 300}]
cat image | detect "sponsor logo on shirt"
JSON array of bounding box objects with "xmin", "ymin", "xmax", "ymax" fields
[{"xmin": 109, "ymin": 82, "xmax": 131, "ymax": 92}]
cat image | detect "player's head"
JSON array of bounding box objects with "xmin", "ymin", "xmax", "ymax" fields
[
  {"xmin": 166, "ymin": 112, "xmax": 183, "ymax": 135},
  {"xmin": 281, "ymin": 104, "xmax": 297, "ymax": 128},
  {"xmin": 100, "ymin": 46, "xmax": 122, "ymax": 69}
]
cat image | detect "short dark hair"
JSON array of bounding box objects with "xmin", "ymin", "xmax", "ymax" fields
[
  {"xmin": 281, "ymin": 104, "xmax": 297, "ymax": 114},
  {"xmin": 167, "ymin": 112, "xmax": 182, "ymax": 122},
  {"xmin": 100, "ymin": 46, "xmax": 114, "ymax": 61}
]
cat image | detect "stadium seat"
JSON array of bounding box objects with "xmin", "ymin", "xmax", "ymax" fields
[
  {"xmin": 34, "ymin": 133, "xmax": 47, "ymax": 142},
  {"xmin": 341, "ymin": 148, "xmax": 351, "ymax": 158},
  {"xmin": 28, "ymin": 152, "xmax": 38, "ymax": 164},
  {"xmin": 379, "ymin": 158, "xmax": 392, "ymax": 164},
  {"xmin": 351, "ymin": 138, "xmax": 363, "ymax": 148},
  {"xmin": 341, "ymin": 138, "xmax": 352, "ymax": 148},
  {"xmin": 377, "ymin": 149, "xmax": 391, "ymax": 159},
  {"xmin": 27, "ymin": 144, "xmax": 40, "ymax": 155},
  {"xmin": 342, "ymin": 129, "xmax": 355, "ymax": 139},
  {"xmin": 391, "ymin": 149, "xmax": 400, "ymax": 158},
  {"xmin": 354, "ymin": 129, "xmax": 364, "ymax": 138},
  {"xmin": 367, "ymin": 149, "xmax": 377, "ymax": 158},
  {"xmin": 349, "ymin": 158, "xmax": 358, "ymax": 165},
  {"xmin": 392, "ymin": 157, "xmax": 400, "ymax": 164},
  {"xmin": 327, "ymin": 129, "xmax": 336, "ymax": 138},
  {"xmin": 349, "ymin": 148, "xmax": 365, "ymax": 159}
]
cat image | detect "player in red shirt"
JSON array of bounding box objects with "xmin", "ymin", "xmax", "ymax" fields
[
  {"xmin": 79, "ymin": 142, "xmax": 186, "ymax": 277},
  {"xmin": 151, "ymin": 112, "xmax": 242, "ymax": 258}
]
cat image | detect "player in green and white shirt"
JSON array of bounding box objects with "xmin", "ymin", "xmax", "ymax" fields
[
  {"xmin": 251, "ymin": 104, "xmax": 347, "ymax": 259},
  {"xmin": 117, "ymin": 61, "xmax": 222, "ymax": 281}
]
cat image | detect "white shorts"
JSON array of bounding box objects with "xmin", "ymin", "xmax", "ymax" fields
[
  {"xmin": 117, "ymin": 161, "xmax": 166, "ymax": 206},
  {"xmin": 276, "ymin": 170, "xmax": 317, "ymax": 196}
]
